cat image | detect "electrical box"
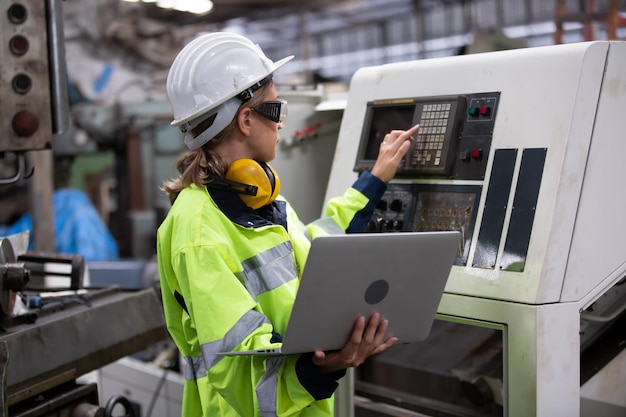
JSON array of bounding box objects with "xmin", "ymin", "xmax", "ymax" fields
[{"xmin": 0, "ymin": 0, "xmax": 69, "ymax": 152}]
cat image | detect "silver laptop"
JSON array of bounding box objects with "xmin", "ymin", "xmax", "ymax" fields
[{"xmin": 218, "ymin": 231, "xmax": 461, "ymax": 356}]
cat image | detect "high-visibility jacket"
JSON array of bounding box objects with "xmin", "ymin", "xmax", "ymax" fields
[{"xmin": 157, "ymin": 171, "xmax": 386, "ymax": 417}]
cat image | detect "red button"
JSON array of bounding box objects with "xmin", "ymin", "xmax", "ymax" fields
[
  {"xmin": 479, "ymin": 106, "xmax": 491, "ymax": 116},
  {"xmin": 9, "ymin": 35, "xmax": 29, "ymax": 55},
  {"xmin": 471, "ymin": 149, "xmax": 482, "ymax": 159},
  {"xmin": 12, "ymin": 110, "xmax": 39, "ymax": 137}
]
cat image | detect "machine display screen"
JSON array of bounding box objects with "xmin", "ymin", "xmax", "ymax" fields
[
  {"xmin": 411, "ymin": 185, "xmax": 481, "ymax": 265},
  {"xmin": 354, "ymin": 96, "xmax": 466, "ymax": 177},
  {"xmin": 360, "ymin": 102, "xmax": 416, "ymax": 161}
]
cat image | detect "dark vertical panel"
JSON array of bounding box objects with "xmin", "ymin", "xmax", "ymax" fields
[
  {"xmin": 501, "ymin": 148, "xmax": 547, "ymax": 272},
  {"xmin": 473, "ymin": 148, "xmax": 518, "ymax": 269}
]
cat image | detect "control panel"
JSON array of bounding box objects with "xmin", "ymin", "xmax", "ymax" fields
[
  {"xmin": 365, "ymin": 182, "xmax": 480, "ymax": 266},
  {"xmin": 356, "ymin": 92, "xmax": 498, "ymax": 266},
  {"xmin": 354, "ymin": 93, "xmax": 499, "ymax": 180},
  {"xmin": 0, "ymin": 0, "xmax": 68, "ymax": 152}
]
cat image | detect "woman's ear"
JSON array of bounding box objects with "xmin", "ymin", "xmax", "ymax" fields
[{"xmin": 237, "ymin": 107, "xmax": 253, "ymax": 136}]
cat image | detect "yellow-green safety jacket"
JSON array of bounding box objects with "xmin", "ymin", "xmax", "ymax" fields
[{"xmin": 157, "ymin": 171, "xmax": 386, "ymax": 417}]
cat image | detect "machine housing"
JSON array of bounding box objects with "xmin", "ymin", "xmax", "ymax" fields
[{"xmin": 325, "ymin": 41, "xmax": 626, "ymax": 417}]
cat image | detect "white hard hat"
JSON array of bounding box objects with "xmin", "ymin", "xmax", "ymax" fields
[{"xmin": 166, "ymin": 32, "xmax": 293, "ymax": 149}]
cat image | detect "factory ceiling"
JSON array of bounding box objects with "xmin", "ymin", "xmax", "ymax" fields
[
  {"xmin": 63, "ymin": 0, "xmax": 623, "ymax": 105},
  {"xmin": 68, "ymin": 0, "xmax": 423, "ymax": 70}
]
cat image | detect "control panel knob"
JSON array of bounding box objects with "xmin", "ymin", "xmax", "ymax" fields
[
  {"xmin": 390, "ymin": 199, "xmax": 403, "ymax": 212},
  {"xmin": 7, "ymin": 4, "xmax": 28, "ymax": 24},
  {"xmin": 12, "ymin": 110, "xmax": 40, "ymax": 137}
]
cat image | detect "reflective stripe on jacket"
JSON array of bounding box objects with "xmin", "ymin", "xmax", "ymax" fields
[{"xmin": 157, "ymin": 171, "xmax": 386, "ymax": 417}]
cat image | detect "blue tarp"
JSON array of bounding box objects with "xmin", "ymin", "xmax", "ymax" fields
[{"xmin": 0, "ymin": 188, "xmax": 119, "ymax": 261}]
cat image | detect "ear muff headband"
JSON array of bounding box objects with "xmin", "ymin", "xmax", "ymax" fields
[
  {"xmin": 206, "ymin": 176, "xmax": 258, "ymax": 196},
  {"xmin": 222, "ymin": 159, "xmax": 281, "ymax": 210},
  {"xmin": 257, "ymin": 161, "xmax": 277, "ymax": 193}
]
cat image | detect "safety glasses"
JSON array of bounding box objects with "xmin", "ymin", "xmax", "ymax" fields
[{"xmin": 251, "ymin": 99, "xmax": 288, "ymax": 128}]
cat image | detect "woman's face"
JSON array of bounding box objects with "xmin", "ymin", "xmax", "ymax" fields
[{"xmin": 246, "ymin": 84, "xmax": 282, "ymax": 163}]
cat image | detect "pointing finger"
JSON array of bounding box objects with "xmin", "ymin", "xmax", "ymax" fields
[{"xmin": 405, "ymin": 123, "xmax": 420, "ymax": 138}]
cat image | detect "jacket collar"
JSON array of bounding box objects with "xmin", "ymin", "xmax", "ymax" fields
[{"xmin": 207, "ymin": 187, "xmax": 288, "ymax": 230}]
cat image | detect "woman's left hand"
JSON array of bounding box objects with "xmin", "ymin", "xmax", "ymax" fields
[{"xmin": 311, "ymin": 312, "xmax": 397, "ymax": 374}]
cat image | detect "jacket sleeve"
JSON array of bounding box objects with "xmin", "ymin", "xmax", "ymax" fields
[
  {"xmin": 307, "ymin": 171, "xmax": 387, "ymax": 238},
  {"xmin": 173, "ymin": 243, "xmax": 342, "ymax": 416}
]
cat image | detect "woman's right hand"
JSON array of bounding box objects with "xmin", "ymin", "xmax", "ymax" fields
[
  {"xmin": 370, "ymin": 123, "xmax": 420, "ymax": 183},
  {"xmin": 311, "ymin": 312, "xmax": 397, "ymax": 374}
]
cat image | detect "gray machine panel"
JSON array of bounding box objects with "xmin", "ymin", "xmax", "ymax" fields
[{"xmin": 354, "ymin": 92, "xmax": 500, "ymax": 180}]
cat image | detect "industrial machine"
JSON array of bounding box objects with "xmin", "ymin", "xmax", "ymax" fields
[
  {"xmin": 0, "ymin": 0, "xmax": 168, "ymax": 415},
  {"xmin": 324, "ymin": 41, "xmax": 626, "ymax": 417}
]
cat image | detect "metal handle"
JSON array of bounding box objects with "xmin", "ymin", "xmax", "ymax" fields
[
  {"xmin": 0, "ymin": 154, "xmax": 33, "ymax": 186},
  {"xmin": 45, "ymin": 0, "xmax": 70, "ymax": 135},
  {"xmin": 581, "ymin": 300, "xmax": 626, "ymax": 323}
]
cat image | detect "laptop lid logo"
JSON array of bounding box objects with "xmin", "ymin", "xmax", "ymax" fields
[{"xmin": 364, "ymin": 279, "xmax": 389, "ymax": 305}]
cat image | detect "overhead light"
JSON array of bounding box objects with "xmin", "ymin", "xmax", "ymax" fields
[
  {"xmin": 158, "ymin": 0, "xmax": 213, "ymax": 14},
  {"xmin": 122, "ymin": 0, "xmax": 213, "ymax": 15}
]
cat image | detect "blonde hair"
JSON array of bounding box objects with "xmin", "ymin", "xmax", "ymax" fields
[{"xmin": 162, "ymin": 81, "xmax": 273, "ymax": 205}]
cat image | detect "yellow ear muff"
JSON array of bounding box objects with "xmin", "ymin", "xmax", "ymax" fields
[{"xmin": 225, "ymin": 159, "xmax": 280, "ymax": 210}]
